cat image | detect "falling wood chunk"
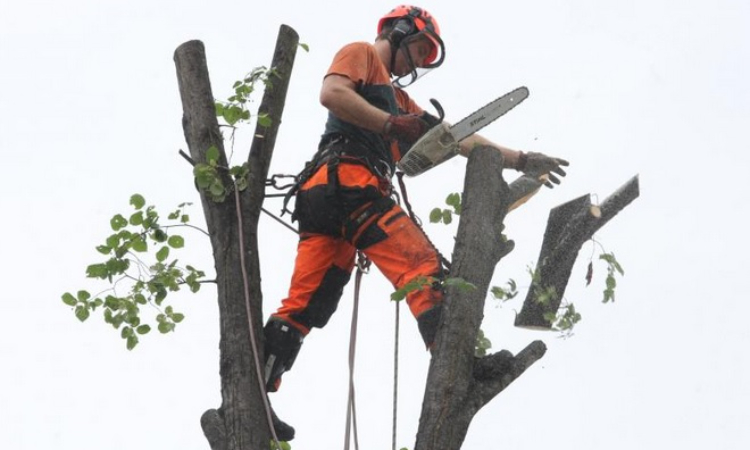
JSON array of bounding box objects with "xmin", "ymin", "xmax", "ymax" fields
[{"xmin": 514, "ymin": 175, "xmax": 639, "ymax": 329}]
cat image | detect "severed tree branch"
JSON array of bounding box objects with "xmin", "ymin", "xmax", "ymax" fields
[{"xmin": 515, "ymin": 175, "xmax": 640, "ymax": 328}]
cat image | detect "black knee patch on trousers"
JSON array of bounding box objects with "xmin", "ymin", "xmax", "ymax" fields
[
  {"xmin": 417, "ymin": 303, "xmax": 443, "ymax": 347},
  {"xmin": 291, "ymin": 265, "xmax": 351, "ymax": 329}
]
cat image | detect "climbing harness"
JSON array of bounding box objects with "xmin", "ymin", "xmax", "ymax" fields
[{"xmin": 182, "ymin": 145, "xmax": 451, "ymax": 448}]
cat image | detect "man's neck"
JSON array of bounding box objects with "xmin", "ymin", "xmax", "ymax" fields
[{"xmin": 373, "ymin": 39, "xmax": 393, "ymax": 74}]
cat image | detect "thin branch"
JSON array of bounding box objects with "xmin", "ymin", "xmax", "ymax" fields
[{"xmin": 161, "ymin": 223, "xmax": 211, "ymax": 237}]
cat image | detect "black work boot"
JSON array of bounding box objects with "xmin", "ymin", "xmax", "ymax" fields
[
  {"xmin": 264, "ymin": 319, "xmax": 304, "ymax": 392},
  {"xmin": 270, "ymin": 405, "xmax": 295, "ymax": 441}
]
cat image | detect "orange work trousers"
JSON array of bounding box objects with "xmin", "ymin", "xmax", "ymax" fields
[{"xmin": 271, "ymin": 160, "xmax": 444, "ymax": 346}]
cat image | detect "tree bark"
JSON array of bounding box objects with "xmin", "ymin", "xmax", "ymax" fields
[
  {"xmin": 414, "ymin": 147, "xmax": 546, "ymax": 450},
  {"xmin": 174, "ymin": 25, "xmax": 298, "ymax": 450},
  {"xmin": 515, "ymin": 175, "xmax": 640, "ymax": 328}
]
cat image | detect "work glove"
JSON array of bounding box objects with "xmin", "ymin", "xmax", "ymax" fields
[
  {"xmin": 516, "ymin": 151, "xmax": 569, "ymax": 188},
  {"xmin": 383, "ymin": 114, "xmax": 430, "ymax": 147}
]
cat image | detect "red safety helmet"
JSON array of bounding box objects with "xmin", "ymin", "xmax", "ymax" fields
[{"xmin": 377, "ymin": 5, "xmax": 445, "ymax": 69}]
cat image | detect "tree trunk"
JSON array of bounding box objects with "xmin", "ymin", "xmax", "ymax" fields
[
  {"xmin": 414, "ymin": 147, "xmax": 547, "ymax": 450},
  {"xmin": 515, "ymin": 175, "xmax": 640, "ymax": 328},
  {"xmin": 173, "ymin": 25, "xmax": 299, "ymax": 450}
]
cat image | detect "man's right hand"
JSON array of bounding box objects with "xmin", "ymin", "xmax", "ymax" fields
[{"xmin": 383, "ymin": 114, "xmax": 429, "ymax": 146}]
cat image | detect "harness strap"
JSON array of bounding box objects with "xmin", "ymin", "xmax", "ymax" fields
[{"xmin": 283, "ymin": 136, "xmax": 393, "ymax": 220}]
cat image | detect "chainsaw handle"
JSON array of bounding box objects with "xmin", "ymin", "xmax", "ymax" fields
[{"xmin": 429, "ymin": 98, "xmax": 445, "ymax": 122}]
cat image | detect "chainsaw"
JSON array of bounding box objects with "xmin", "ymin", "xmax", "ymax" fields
[{"xmin": 396, "ymin": 86, "xmax": 529, "ymax": 176}]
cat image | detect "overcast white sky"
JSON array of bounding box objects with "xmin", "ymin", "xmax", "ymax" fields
[{"xmin": 2, "ymin": 0, "xmax": 749, "ymax": 449}]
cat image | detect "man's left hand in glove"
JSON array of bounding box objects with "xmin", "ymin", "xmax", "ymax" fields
[{"xmin": 516, "ymin": 151, "xmax": 569, "ymax": 188}]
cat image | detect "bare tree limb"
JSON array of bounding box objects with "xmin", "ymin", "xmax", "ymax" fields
[{"xmin": 515, "ymin": 175, "xmax": 640, "ymax": 328}]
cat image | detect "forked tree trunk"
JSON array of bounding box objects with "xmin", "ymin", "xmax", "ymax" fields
[{"xmin": 173, "ymin": 25, "xmax": 299, "ymax": 450}]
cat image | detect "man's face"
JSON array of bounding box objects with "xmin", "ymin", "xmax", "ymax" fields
[{"xmin": 393, "ymin": 36, "xmax": 435, "ymax": 76}]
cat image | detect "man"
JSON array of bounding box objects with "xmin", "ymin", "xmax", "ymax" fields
[{"xmin": 264, "ymin": 5, "xmax": 568, "ymax": 440}]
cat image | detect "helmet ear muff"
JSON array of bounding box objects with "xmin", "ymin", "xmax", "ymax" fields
[{"xmin": 388, "ymin": 17, "xmax": 415, "ymax": 47}]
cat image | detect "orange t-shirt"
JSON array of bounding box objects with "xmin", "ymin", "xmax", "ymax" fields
[{"xmin": 321, "ymin": 42, "xmax": 425, "ymax": 171}]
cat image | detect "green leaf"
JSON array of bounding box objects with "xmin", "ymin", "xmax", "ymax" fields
[
  {"xmin": 209, "ymin": 181, "xmax": 225, "ymax": 198},
  {"xmin": 491, "ymin": 286, "xmax": 507, "ymax": 299},
  {"xmin": 442, "ymin": 210, "xmax": 452, "ymax": 225},
  {"xmin": 62, "ymin": 292, "xmax": 77, "ymax": 306},
  {"xmin": 270, "ymin": 440, "xmax": 292, "ymax": 450},
  {"xmin": 206, "ymin": 145, "xmax": 220, "ymax": 163},
  {"xmin": 446, "ymin": 192, "xmax": 460, "ymax": 208},
  {"xmin": 130, "ymin": 194, "xmax": 146, "ymax": 210},
  {"xmin": 152, "ymin": 228, "xmax": 168, "ymax": 243},
  {"xmin": 444, "ymin": 277, "xmax": 477, "ymax": 292},
  {"xmin": 215, "ymin": 102, "xmax": 225, "ymax": 117},
  {"xmin": 258, "ymin": 113, "xmax": 272, "ymax": 127},
  {"xmin": 299, "ymin": 42, "xmax": 310, "ymax": 52},
  {"xmin": 105, "ymin": 257, "xmax": 130, "ymax": 276},
  {"xmin": 96, "ymin": 245, "xmax": 111, "ymax": 255},
  {"xmin": 110, "ymin": 214, "xmax": 128, "ymax": 231},
  {"xmin": 156, "ymin": 246, "xmax": 170, "ymax": 262},
  {"xmin": 129, "ymin": 211, "xmax": 144, "ymax": 226},
  {"xmin": 154, "ymin": 289, "xmax": 167, "ymax": 305},
  {"xmin": 223, "ymin": 106, "xmax": 242, "ymax": 125},
  {"xmin": 158, "ymin": 322, "xmax": 175, "ymax": 334},
  {"xmin": 104, "ymin": 296, "xmax": 119, "ymax": 309},
  {"xmin": 131, "ymin": 237, "xmax": 148, "ymax": 252},
  {"xmin": 75, "ymin": 305, "xmax": 90, "ymax": 322},
  {"xmin": 167, "ymin": 235, "xmax": 185, "ymax": 249},
  {"xmin": 390, "ymin": 289, "xmax": 407, "ymax": 301},
  {"xmin": 126, "ymin": 335, "xmax": 138, "ymax": 350},
  {"xmin": 188, "ymin": 280, "xmax": 201, "ymax": 293},
  {"xmin": 77, "ymin": 290, "xmax": 91, "ymax": 302},
  {"xmin": 106, "ymin": 234, "xmax": 120, "ymax": 249},
  {"xmin": 86, "ymin": 263, "xmax": 108, "ymax": 279},
  {"xmin": 121, "ymin": 326, "xmax": 133, "ymax": 338},
  {"xmin": 429, "ymin": 208, "xmax": 442, "ymax": 223},
  {"xmin": 136, "ymin": 324, "xmax": 151, "ymax": 335},
  {"xmin": 180, "ymin": 214, "xmax": 190, "ymax": 224},
  {"xmin": 125, "ymin": 313, "xmax": 140, "ymax": 327},
  {"xmin": 172, "ymin": 313, "xmax": 185, "ymax": 323},
  {"xmin": 543, "ymin": 311, "xmax": 558, "ymax": 324}
]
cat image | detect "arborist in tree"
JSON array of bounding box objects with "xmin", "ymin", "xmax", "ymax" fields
[{"xmin": 263, "ymin": 4, "xmax": 569, "ymax": 440}]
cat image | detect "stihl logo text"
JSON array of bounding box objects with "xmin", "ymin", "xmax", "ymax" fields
[{"xmin": 469, "ymin": 116, "xmax": 486, "ymax": 127}]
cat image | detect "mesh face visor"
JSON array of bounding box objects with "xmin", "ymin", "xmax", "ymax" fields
[
  {"xmin": 392, "ymin": 29, "xmax": 445, "ymax": 88},
  {"xmin": 418, "ymin": 26, "xmax": 445, "ymax": 69}
]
